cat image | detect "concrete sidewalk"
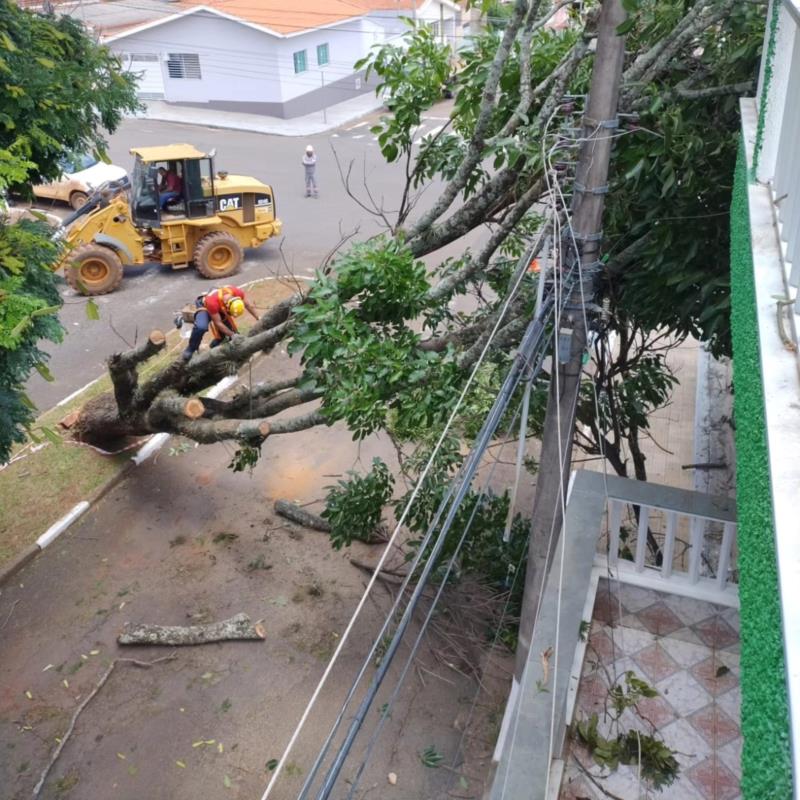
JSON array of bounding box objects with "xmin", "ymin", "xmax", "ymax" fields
[{"xmin": 135, "ymin": 92, "xmax": 386, "ymax": 136}]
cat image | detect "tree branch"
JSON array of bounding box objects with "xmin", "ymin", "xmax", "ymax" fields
[
  {"xmin": 408, "ymin": 0, "xmax": 536, "ymax": 238},
  {"xmin": 107, "ymin": 330, "xmax": 165, "ymax": 417}
]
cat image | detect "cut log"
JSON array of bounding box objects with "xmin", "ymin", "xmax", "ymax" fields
[
  {"xmin": 118, "ymin": 613, "xmax": 265, "ymax": 646},
  {"xmin": 274, "ymin": 499, "xmax": 331, "ymax": 532},
  {"xmin": 59, "ymin": 410, "xmax": 81, "ymax": 430},
  {"xmin": 183, "ymin": 398, "xmax": 205, "ymax": 419}
]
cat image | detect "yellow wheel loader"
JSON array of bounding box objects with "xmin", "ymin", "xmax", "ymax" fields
[{"xmin": 57, "ymin": 144, "xmax": 282, "ymax": 295}]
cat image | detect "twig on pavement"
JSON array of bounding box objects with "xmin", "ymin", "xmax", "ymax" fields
[{"xmin": 32, "ymin": 653, "xmax": 177, "ymax": 799}]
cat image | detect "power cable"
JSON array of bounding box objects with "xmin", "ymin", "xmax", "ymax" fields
[
  {"xmin": 313, "ymin": 290, "xmax": 563, "ymax": 800},
  {"xmin": 292, "ymin": 234, "xmax": 556, "ymax": 800},
  {"xmin": 342, "ymin": 329, "xmax": 556, "ymax": 800},
  {"xmin": 258, "ymin": 221, "xmax": 553, "ymax": 800}
]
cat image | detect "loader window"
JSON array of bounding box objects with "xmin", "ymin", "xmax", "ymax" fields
[
  {"xmin": 131, "ymin": 157, "xmax": 159, "ymax": 225},
  {"xmin": 184, "ymin": 158, "xmax": 214, "ymax": 218},
  {"xmin": 156, "ymin": 160, "xmax": 186, "ymax": 217}
]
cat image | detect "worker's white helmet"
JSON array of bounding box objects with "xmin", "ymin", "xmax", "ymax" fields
[{"xmin": 305, "ymin": 145, "xmax": 314, "ymax": 153}]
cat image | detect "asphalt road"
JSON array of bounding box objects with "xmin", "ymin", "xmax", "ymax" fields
[{"xmin": 25, "ymin": 106, "xmax": 472, "ymax": 411}]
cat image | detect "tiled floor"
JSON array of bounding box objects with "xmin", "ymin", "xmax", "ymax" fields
[{"xmin": 560, "ymin": 579, "xmax": 741, "ymax": 800}]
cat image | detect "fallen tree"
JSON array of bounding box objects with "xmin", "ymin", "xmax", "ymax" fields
[{"xmin": 70, "ymin": 1, "xmax": 760, "ymax": 462}]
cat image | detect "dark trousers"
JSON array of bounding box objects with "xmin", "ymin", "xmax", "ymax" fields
[{"xmin": 186, "ymin": 309, "xmax": 225, "ymax": 355}]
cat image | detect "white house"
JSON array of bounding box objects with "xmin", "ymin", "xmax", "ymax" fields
[{"xmin": 90, "ymin": 0, "xmax": 462, "ymax": 118}]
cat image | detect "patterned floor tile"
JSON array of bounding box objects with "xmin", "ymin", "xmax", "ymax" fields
[
  {"xmin": 593, "ymin": 586, "xmax": 626, "ymax": 625},
  {"xmin": 587, "ymin": 627, "xmax": 616, "ymax": 662},
  {"xmin": 637, "ymin": 601, "xmax": 685, "ymax": 636},
  {"xmin": 717, "ymin": 736, "xmax": 742, "ymax": 777},
  {"xmin": 633, "ymin": 692, "xmax": 678, "ymax": 729},
  {"xmin": 658, "ymin": 773, "xmax": 708, "ymax": 800},
  {"xmin": 687, "ymin": 756, "xmax": 741, "ymax": 800},
  {"xmin": 619, "ymin": 611, "xmax": 647, "ymax": 632},
  {"xmin": 660, "ymin": 636, "xmax": 713, "ymax": 669},
  {"xmin": 693, "ymin": 615, "xmax": 740, "ymax": 649},
  {"xmin": 690, "ymin": 656, "xmax": 739, "ymax": 696},
  {"xmin": 634, "ymin": 642, "xmax": 681, "ymax": 683},
  {"xmin": 576, "ymin": 674, "xmax": 609, "ymax": 717},
  {"xmin": 559, "ymin": 774, "xmax": 596, "ymax": 799},
  {"xmin": 659, "ymin": 717, "xmax": 714, "ymax": 765},
  {"xmin": 689, "ymin": 704, "xmax": 741, "ymax": 748},
  {"xmin": 618, "ymin": 583, "xmax": 661, "ymax": 612},
  {"xmin": 656, "ymin": 671, "xmax": 712, "ymax": 716},
  {"xmin": 562, "ymin": 587, "xmax": 742, "ymax": 800},
  {"xmin": 716, "ymin": 650, "xmax": 740, "ymax": 675},
  {"xmin": 715, "ymin": 686, "xmax": 741, "ymax": 722},
  {"xmin": 664, "ymin": 624, "xmax": 708, "ymax": 647},
  {"xmin": 612, "ymin": 625, "xmax": 655, "ymax": 657},
  {"xmin": 720, "ymin": 606, "xmax": 740, "ymax": 633},
  {"xmin": 662, "ymin": 592, "xmax": 725, "ymax": 626}
]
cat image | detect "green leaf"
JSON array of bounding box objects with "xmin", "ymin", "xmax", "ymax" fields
[
  {"xmin": 223, "ymin": 775, "xmax": 232, "ymax": 789},
  {"xmin": 624, "ymin": 158, "xmax": 646, "ymax": 181},
  {"xmin": 39, "ymin": 426, "xmax": 61, "ymax": 445},
  {"xmin": 616, "ymin": 17, "xmax": 635, "ymax": 35},
  {"xmin": 85, "ymin": 298, "xmax": 100, "ymax": 321},
  {"xmin": 34, "ymin": 362, "xmax": 54, "ymax": 382}
]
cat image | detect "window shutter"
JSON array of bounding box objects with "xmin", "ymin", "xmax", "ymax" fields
[{"xmin": 167, "ymin": 53, "xmax": 202, "ymax": 80}]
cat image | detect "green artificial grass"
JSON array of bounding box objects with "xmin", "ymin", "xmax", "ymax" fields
[{"xmin": 730, "ymin": 136, "xmax": 793, "ymax": 797}]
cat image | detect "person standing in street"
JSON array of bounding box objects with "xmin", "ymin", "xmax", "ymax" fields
[{"xmin": 303, "ymin": 145, "xmax": 318, "ymax": 198}]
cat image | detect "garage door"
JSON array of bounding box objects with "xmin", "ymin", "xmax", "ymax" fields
[{"xmin": 125, "ymin": 53, "xmax": 165, "ymax": 99}]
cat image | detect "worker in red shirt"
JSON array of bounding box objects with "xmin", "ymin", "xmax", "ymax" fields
[
  {"xmin": 181, "ymin": 285, "xmax": 259, "ymax": 361},
  {"xmin": 158, "ymin": 166, "xmax": 183, "ymax": 209}
]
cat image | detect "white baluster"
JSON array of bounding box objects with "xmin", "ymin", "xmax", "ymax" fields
[
  {"xmin": 688, "ymin": 516, "xmax": 705, "ymax": 584},
  {"xmin": 608, "ymin": 500, "xmax": 622, "ymax": 567},
  {"xmin": 661, "ymin": 512, "xmax": 677, "ymax": 579},
  {"xmin": 635, "ymin": 506, "xmax": 649, "ymax": 573},
  {"xmin": 716, "ymin": 522, "xmax": 736, "ymax": 591}
]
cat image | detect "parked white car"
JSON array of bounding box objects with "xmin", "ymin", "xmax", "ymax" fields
[{"xmin": 33, "ymin": 154, "xmax": 128, "ymax": 210}]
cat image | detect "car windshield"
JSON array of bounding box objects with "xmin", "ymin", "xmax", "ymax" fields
[{"xmin": 59, "ymin": 154, "xmax": 99, "ymax": 175}]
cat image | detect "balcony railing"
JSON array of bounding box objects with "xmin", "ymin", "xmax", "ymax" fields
[
  {"xmin": 599, "ymin": 478, "xmax": 738, "ymax": 608},
  {"xmin": 489, "ymin": 470, "xmax": 737, "ymax": 800}
]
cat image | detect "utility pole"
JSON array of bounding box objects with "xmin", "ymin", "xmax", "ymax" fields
[{"xmin": 514, "ymin": 0, "xmax": 628, "ymax": 680}]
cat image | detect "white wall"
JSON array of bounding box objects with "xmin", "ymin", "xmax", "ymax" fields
[
  {"xmin": 110, "ymin": 13, "xmax": 284, "ymax": 104},
  {"xmin": 755, "ymin": 1, "xmax": 799, "ymax": 182},
  {"xmin": 273, "ymin": 18, "xmax": 374, "ymax": 103},
  {"xmin": 110, "ymin": 12, "xmax": 384, "ymax": 107}
]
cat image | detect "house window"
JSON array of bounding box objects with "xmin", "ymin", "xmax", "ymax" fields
[
  {"xmin": 293, "ymin": 50, "xmax": 307, "ymax": 73},
  {"xmin": 316, "ymin": 43, "xmax": 329, "ymax": 66},
  {"xmin": 167, "ymin": 53, "xmax": 201, "ymax": 79}
]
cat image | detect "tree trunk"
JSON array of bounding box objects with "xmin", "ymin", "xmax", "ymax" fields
[
  {"xmin": 72, "ymin": 393, "xmax": 144, "ymax": 443},
  {"xmin": 274, "ymin": 500, "xmax": 331, "ymax": 532},
  {"xmin": 118, "ymin": 613, "xmax": 266, "ymax": 646}
]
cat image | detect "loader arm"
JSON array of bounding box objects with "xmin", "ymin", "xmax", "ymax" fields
[{"xmin": 59, "ymin": 194, "xmax": 145, "ymax": 268}]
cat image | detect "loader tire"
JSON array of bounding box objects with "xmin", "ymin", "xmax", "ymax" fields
[
  {"xmin": 65, "ymin": 244, "xmax": 124, "ymax": 295},
  {"xmin": 193, "ymin": 232, "xmax": 243, "ymax": 279}
]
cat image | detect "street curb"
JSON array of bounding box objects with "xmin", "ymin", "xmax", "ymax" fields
[
  {"xmin": 0, "ymin": 544, "xmax": 40, "ymax": 586},
  {"xmin": 136, "ymin": 99, "xmax": 386, "ymax": 138}
]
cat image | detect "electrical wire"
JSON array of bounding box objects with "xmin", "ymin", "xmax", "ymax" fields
[
  {"xmin": 257, "ymin": 220, "xmax": 554, "ymax": 800},
  {"xmin": 342, "ymin": 341, "xmax": 554, "ymax": 800},
  {"xmin": 293, "ymin": 235, "xmax": 558, "ymax": 800},
  {"xmin": 312, "ymin": 285, "xmax": 571, "ymax": 800},
  {"xmin": 492, "ymin": 102, "xmax": 580, "ymax": 800}
]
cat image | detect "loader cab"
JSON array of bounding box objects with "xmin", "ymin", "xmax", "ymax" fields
[{"xmin": 129, "ymin": 144, "xmax": 216, "ymax": 227}]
